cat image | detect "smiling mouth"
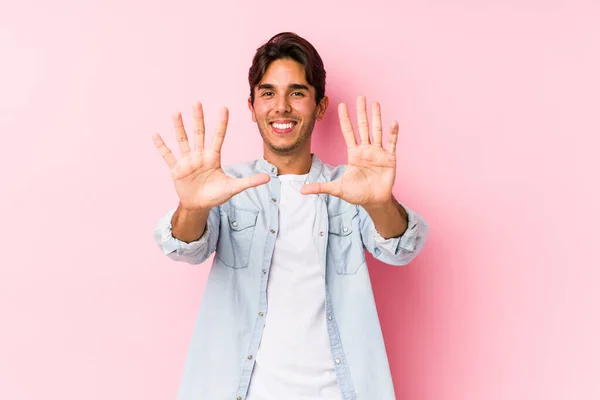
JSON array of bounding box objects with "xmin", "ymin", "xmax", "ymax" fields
[{"xmin": 270, "ymin": 121, "xmax": 297, "ymax": 135}]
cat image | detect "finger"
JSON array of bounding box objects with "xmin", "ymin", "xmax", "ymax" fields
[
  {"xmin": 356, "ymin": 96, "xmax": 370, "ymax": 144},
  {"xmin": 371, "ymin": 101, "xmax": 383, "ymax": 146},
  {"xmin": 387, "ymin": 120, "xmax": 399, "ymax": 155},
  {"xmin": 210, "ymin": 107, "xmax": 229, "ymax": 153},
  {"xmin": 338, "ymin": 103, "xmax": 357, "ymax": 149},
  {"xmin": 171, "ymin": 112, "xmax": 191, "ymax": 156},
  {"xmin": 230, "ymin": 173, "xmax": 271, "ymax": 196},
  {"xmin": 192, "ymin": 102, "xmax": 205, "ymax": 151},
  {"xmin": 152, "ymin": 132, "xmax": 177, "ymax": 168},
  {"xmin": 300, "ymin": 180, "xmax": 342, "ymax": 197}
]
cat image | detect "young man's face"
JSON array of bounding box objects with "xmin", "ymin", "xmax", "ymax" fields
[{"xmin": 249, "ymin": 58, "xmax": 328, "ymax": 155}]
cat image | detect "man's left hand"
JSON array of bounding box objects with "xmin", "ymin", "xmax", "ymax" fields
[{"xmin": 301, "ymin": 96, "xmax": 399, "ymax": 210}]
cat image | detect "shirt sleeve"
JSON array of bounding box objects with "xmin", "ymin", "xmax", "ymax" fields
[
  {"xmin": 152, "ymin": 207, "xmax": 221, "ymax": 265},
  {"xmin": 358, "ymin": 202, "xmax": 428, "ymax": 266}
]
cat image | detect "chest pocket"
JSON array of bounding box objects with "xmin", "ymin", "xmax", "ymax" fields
[
  {"xmin": 216, "ymin": 206, "xmax": 259, "ymax": 269},
  {"xmin": 327, "ymin": 206, "xmax": 365, "ymax": 275}
]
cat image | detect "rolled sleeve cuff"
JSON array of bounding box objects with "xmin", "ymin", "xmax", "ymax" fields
[
  {"xmin": 156, "ymin": 208, "xmax": 210, "ymax": 256},
  {"xmin": 372, "ymin": 202, "xmax": 419, "ymax": 254}
]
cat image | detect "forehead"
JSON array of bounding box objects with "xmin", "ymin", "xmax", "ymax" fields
[{"xmin": 259, "ymin": 58, "xmax": 310, "ymax": 86}]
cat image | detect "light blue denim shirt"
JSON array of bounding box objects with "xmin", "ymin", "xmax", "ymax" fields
[{"xmin": 153, "ymin": 154, "xmax": 428, "ymax": 400}]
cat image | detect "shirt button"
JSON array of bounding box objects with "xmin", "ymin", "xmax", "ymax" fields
[
  {"xmin": 232, "ymin": 221, "xmax": 237, "ymax": 227},
  {"xmin": 237, "ymin": 397, "xmax": 242, "ymax": 400},
  {"xmin": 271, "ymin": 198, "xmax": 277, "ymax": 202},
  {"xmin": 319, "ymin": 231, "xmax": 324, "ymax": 237},
  {"xmin": 343, "ymin": 227, "xmax": 348, "ymax": 233},
  {"xmin": 248, "ymin": 355, "xmax": 253, "ymax": 360},
  {"xmin": 258, "ymin": 312, "xmax": 264, "ymax": 317},
  {"xmin": 327, "ymin": 315, "xmax": 332, "ymax": 321},
  {"xmin": 262, "ymin": 269, "xmax": 267, "ymax": 274},
  {"xmin": 270, "ymin": 229, "xmax": 276, "ymax": 234},
  {"xmin": 335, "ymin": 358, "xmax": 341, "ymax": 364}
]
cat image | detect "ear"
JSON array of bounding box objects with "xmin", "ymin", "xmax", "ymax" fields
[
  {"xmin": 248, "ymin": 97, "xmax": 257, "ymax": 122},
  {"xmin": 315, "ymin": 96, "xmax": 329, "ymax": 121}
]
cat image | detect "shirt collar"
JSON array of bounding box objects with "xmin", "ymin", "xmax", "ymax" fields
[{"xmin": 256, "ymin": 154, "xmax": 324, "ymax": 183}]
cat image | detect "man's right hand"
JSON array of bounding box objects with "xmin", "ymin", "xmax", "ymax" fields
[{"xmin": 152, "ymin": 102, "xmax": 271, "ymax": 212}]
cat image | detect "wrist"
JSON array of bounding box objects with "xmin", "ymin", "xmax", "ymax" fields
[
  {"xmin": 178, "ymin": 202, "xmax": 211, "ymax": 215},
  {"xmin": 363, "ymin": 197, "xmax": 395, "ymax": 213}
]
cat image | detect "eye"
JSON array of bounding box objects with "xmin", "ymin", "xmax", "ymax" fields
[
  {"xmin": 261, "ymin": 91, "xmax": 274, "ymax": 97},
  {"xmin": 291, "ymin": 92, "xmax": 305, "ymax": 97}
]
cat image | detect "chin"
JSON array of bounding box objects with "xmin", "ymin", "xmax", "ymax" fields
[
  {"xmin": 268, "ymin": 144, "xmax": 297, "ymax": 154},
  {"xmin": 267, "ymin": 138, "xmax": 304, "ymax": 154}
]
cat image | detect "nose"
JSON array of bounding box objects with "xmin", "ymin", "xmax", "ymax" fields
[{"xmin": 275, "ymin": 96, "xmax": 292, "ymax": 113}]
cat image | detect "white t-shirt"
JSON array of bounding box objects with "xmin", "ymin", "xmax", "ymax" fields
[{"xmin": 246, "ymin": 173, "xmax": 342, "ymax": 400}]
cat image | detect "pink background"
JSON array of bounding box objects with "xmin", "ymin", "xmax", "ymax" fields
[{"xmin": 1, "ymin": 0, "xmax": 599, "ymax": 399}]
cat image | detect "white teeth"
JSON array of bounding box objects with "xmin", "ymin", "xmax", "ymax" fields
[{"xmin": 271, "ymin": 122, "xmax": 294, "ymax": 130}]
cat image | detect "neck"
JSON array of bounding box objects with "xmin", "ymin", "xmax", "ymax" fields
[{"xmin": 263, "ymin": 146, "xmax": 313, "ymax": 175}]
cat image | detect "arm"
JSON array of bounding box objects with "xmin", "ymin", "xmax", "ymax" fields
[
  {"xmin": 301, "ymin": 96, "xmax": 428, "ymax": 265},
  {"xmin": 153, "ymin": 205, "xmax": 221, "ymax": 265},
  {"xmin": 172, "ymin": 202, "xmax": 211, "ymax": 243},
  {"xmin": 363, "ymin": 196, "xmax": 408, "ymax": 239},
  {"xmin": 151, "ymin": 102, "xmax": 269, "ymax": 264},
  {"xmin": 358, "ymin": 201, "xmax": 428, "ymax": 266}
]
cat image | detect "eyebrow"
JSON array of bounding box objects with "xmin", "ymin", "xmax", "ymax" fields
[{"xmin": 257, "ymin": 83, "xmax": 310, "ymax": 91}]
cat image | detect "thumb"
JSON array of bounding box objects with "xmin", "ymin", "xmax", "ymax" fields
[
  {"xmin": 301, "ymin": 181, "xmax": 341, "ymax": 197},
  {"xmin": 230, "ymin": 173, "xmax": 271, "ymax": 196}
]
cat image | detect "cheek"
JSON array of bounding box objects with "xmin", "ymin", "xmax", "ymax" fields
[
  {"xmin": 253, "ymin": 106, "xmax": 269, "ymax": 121},
  {"xmin": 294, "ymin": 103, "xmax": 317, "ymax": 118}
]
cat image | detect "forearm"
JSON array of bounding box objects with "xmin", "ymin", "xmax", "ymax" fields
[
  {"xmin": 171, "ymin": 203, "xmax": 211, "ymax": 243},
  {"xmin": 363, "ymin": 197, "xmax": 408, "ymax": 239}
]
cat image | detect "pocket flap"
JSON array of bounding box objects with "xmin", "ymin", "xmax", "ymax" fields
[
  {"xmin": 329, "ymin": 207, "xmax": 357, "ymax": 236},
  {"xmin": 228, "ymin": 207, "xmax": 259, "ymax": 231}
]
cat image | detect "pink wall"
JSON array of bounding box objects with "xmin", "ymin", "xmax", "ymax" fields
[{"xmin": 1, "ymin": 0, "xmax": 599, "ymax": 399}]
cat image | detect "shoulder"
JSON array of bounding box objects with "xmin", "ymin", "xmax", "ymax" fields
[
  {"xmin": 222, "ymin": 159, "xmax": 261, "ymax": 178},
  {"xmin": 320, "ymin": 161, "xmax": 348, "ymax": 182}
]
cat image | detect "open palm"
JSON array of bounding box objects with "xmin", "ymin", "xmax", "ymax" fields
[
  {"xmin": 302, "ymin": 96, "xmax": 399, "ymax": 208},
  {"xmin": 152, "ymin": 102, "xmax": 270, "ymax": 211}
]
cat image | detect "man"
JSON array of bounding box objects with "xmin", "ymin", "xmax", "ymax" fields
[{"xmin": 152, "ymin": 32, "xmax": 428, "ymax": 400}]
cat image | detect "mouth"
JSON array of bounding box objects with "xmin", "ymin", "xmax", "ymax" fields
[{"xmin": 270, "ymin": 120, "xmax": 297, "ymax": 135}]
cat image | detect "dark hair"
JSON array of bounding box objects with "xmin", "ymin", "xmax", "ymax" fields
[{"xmin": 248, "ymin": 32, "xmax": 326, "ymax": 106}]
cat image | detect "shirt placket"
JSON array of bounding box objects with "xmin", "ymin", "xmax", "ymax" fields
[
  {"xmin": 235, "ymin": 167, "xmax": 281, "ymax": 400},
  {"xmin": 319, "ymin": 195, "xmax": 357, "ymax": 400}
]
